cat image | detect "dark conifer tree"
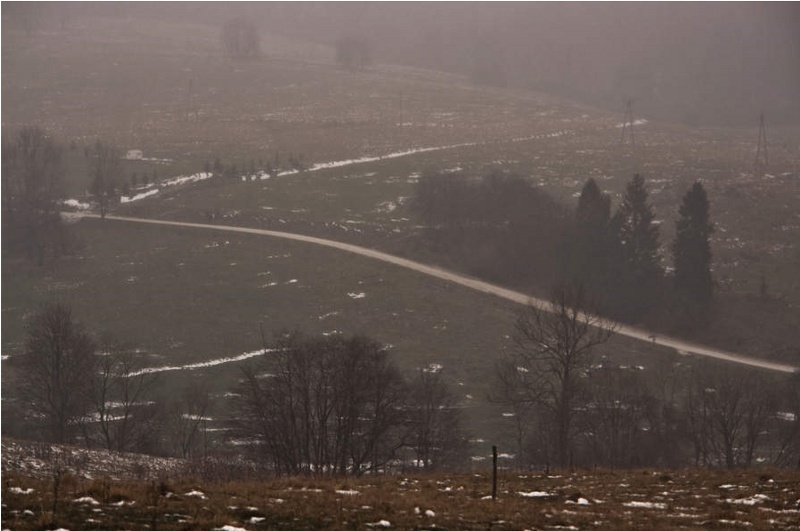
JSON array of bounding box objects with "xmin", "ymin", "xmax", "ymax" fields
[
  {"xmin": 612, "ymin": 174, "xmax": 662, "ymax": 320},
  {"xmin": 571, "ymin": 179, "xmax": 613, "ymax": 297},
  {"xmin": 672, "ymin": 181, "xmax": 714, "ymax": 306}
]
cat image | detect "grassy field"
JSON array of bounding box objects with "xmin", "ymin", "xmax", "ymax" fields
[
  {"xmin": 3, "ymin": 438, "xmax": 800, "ymax": 531},
  {"xmin": 2, "ymin": 216, "xmax": 696, "ymax": 453},
  {"xmin": 3, "ymin": 13, "xmax": 800, "ymax": 458}
]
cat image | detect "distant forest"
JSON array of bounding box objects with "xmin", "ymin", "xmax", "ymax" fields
[{"xmin": 412, "ymin": 171, "xmax": 714, "ymax": 333}]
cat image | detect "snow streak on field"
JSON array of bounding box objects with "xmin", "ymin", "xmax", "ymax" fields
[
  {"xmin": 112, "ymin": 127, "xmax": 581, "ymax": 204},
  {"xmin": 128, "ymin": 348, "xmax": 275, "ymax": 376}
]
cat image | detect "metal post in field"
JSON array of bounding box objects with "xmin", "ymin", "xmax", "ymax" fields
[{"xmin": 492, "ymin": 445, "xmax": 498, "ymax": 501}]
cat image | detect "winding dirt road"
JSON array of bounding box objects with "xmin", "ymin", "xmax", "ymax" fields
[{"xmin": 84, "ymin": 214, "xmax": 798, "ymax": 374}]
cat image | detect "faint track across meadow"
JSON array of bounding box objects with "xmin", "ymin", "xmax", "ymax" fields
[{"xmin": 80, "ymin": 214, "xmax": 798, "ymax": 375}]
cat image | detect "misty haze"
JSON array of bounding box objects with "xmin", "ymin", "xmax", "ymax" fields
[{"xmin": 2, "ymin": 3, "xmax": 800, "ymax": 530}]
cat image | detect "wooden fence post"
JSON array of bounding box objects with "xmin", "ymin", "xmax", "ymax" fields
[{"xmin": 492, "ymin": 445, "xmax": 498, "ymax": 500}]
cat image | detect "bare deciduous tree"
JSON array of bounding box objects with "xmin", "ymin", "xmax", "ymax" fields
[
  {"xmin": 90, "ymin": 141, "xmax": 122, "ymax": 219},
  {"xmin": 405, "ymin": 367, "xmax": 467, "ymax": 470},
  {"xmin": 491, "ymin": 356, "xmax": 545, "ymax": 469},
  {"xmin": 2, "ymin": 126, "xmax": 68, "ymax": 265},
  {"xmin": 232, "ymin": 332, "xmax": 407, "ymax": 476},
  {"xmin": 686, "ymin": 363, "xmax": 776, "ymax": 468},
  {"xmin": 166, "ymin": 382, "xmax": 211, "ymax": 459},
  {"xmin": 511, "ymin": 284, "xmax": 616, "ymax": 467},
  {"xmin": 582, "ymin": 365, "xmax": 653, "ymax": 467},
  {"xmin": 86, "ymin": 339, "xmax": 159, "ymax": 453},
  {"xmin": 21, "ymin": 303, "xmax": 96, "ymax": 443},
  {"xmin": 775, "ymin": 373, "xmax": 800, "ymax": 468}
]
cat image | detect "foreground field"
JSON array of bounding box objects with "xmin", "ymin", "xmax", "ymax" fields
[{"xmin": 3, "ymin": 440, "xmax": 799, "ymax": 530}]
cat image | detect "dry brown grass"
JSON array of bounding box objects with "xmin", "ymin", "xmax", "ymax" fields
[{"xmin": 3, "ymin": 466, "xmax": 799, "ymax": 530}]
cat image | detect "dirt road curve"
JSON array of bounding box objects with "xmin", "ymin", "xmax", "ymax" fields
[{"xmin": 85, "ymin": 214, "xmax": 798, "ymax": 374}]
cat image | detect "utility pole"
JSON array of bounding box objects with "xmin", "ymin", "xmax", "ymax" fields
[
  {"xmin": 187, "ymin": 77, "xmax": 199, "ymax": 123},
  {"xmin": 619, "ymin": 98, "xmax": 638, "ymax": 175},
  {"xmin": 755, "ymin": 111, "xmax": 768, "ymax": 169},
  {"xmin": 620, "ymin": 98, "xmax": 636, "ymax": 152}
]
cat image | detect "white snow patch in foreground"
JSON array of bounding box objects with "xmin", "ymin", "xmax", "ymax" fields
[
  {"xmin": 215, "ymin": 526, "xmax": 247, "ymax": 531},
  {"xmin": 367, "ymin": 520, "xmax": 392, "ymax": 528},
  {"xmin": 185, "ymin": 490, "xmax": 207, "ymax": 499},
  {"xmin": 726, "ymin": 494, "xmax": 769, "ymax": 505},
  {"xmin": 348, "ymin": 292, "xmax": 366, "ymax": 299},
  {"xmin": 336, "ymin": 490, "xmax": 360, "ymax": 496},
  {"xmin": 128, "ymin": 349, "xmax": 276, "ymax": 376},
  {"xmin": 519, "ymin": 491, "xmax": 552, "ymax": 498},
  {"xmin": 8, "ymin": 487, "xmax": 34, "ymax": 494},
  {"xmin": 623, "ymin": 501, "xmax": 667, "ymax": 509},
  {"xmin": 73, "ymin": 496, "xmax": 100, "ymax": 505}
]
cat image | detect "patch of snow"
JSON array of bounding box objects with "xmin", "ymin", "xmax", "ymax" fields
[
  {"xmin": 726, "ymin": 494, "xmax": 769, "ymax": 505},
  {"xmin": 120, "ymin": 188, "xmax": 159, "ymax": 203},
  {"xmin": 73, "ymin": 496, "xmax": 100, "ymax": 505},
  {"xmin": 249, "ymin": 516, "xmax": 266, "ymax": 523},
  {"xmin": 566, "ymin": 498, "xmax": 590, "ymax": 505},
  {"xmin": 623, "ymin": 501, "xmax": 667, "ymax": 509},
  {"xmin": 376, "ymin": 201, "xmax": 397, "ymax": 213},
  {"xmin": 366, "ymin": 520, "xmax": 391, "ymax": 528},
  {"xmin": 216, "ymin": 526, "xmax": 248, "ymax": 531},
  {"xmin": 336, "ymin": 490, "xmax": 360, "ymax": 496},
  {"xmin": 62, "ymin": 199, "xmax": 92, "ymax": 210},
  {"xmin": 423, "ymin": 363, "xmax": 443, "ymax": 373},
  {"xmin": 717, "ymin": 520, "xmax": 753, "ymax": 527},
  {"xmin": 615, "ymin": 119, "xmax": 648, "ymax": 128},
  {"xmin": 129, "ymin": 348, "xmax": 275, "ymax": 376},
  {"xmin": 348, "ymin": 292, "xmax": 366, "ymax": 299},
  {"xmin": 425, "ymin": 509, "xmax": 436, "ymax": 517},
  {"xmin": 8, "ymin": 487, "xmax": 34, "ymax": 494},
  {"xmin": 185, "ymin": 490, "xmax": 206, "ymax": 499},
  {"xmin": 111, "ymin": 500, "xmax": 135, "ymax": 507},
  {"xmin": 162, "ymin": 172, "xmax": 213, "ymax": 188},
  {"xmin": 519, "ymin": 491, "xmax": 552, "ymax": 498}
]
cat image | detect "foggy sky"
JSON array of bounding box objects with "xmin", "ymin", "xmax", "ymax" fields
[{"xmin": 7, "ymin": 2, "xmax": 800, "ymax": 125}]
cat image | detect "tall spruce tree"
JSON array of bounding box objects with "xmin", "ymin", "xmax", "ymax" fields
[
  {"xmin": 572, "ymin": 179, "xmax": 613, "ymax": 298},
  {"xmin": 672, "ymin": 181, "xmax": 714, "ymax": 306},
  {"xmin": 612, "ymin": 174, "xmax": 662, "ymax": 320}
]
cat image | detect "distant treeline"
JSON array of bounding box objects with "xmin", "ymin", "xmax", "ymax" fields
[{"xmin": 413, "ymin": 171, "xmax": 714, "ymax": 332}]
